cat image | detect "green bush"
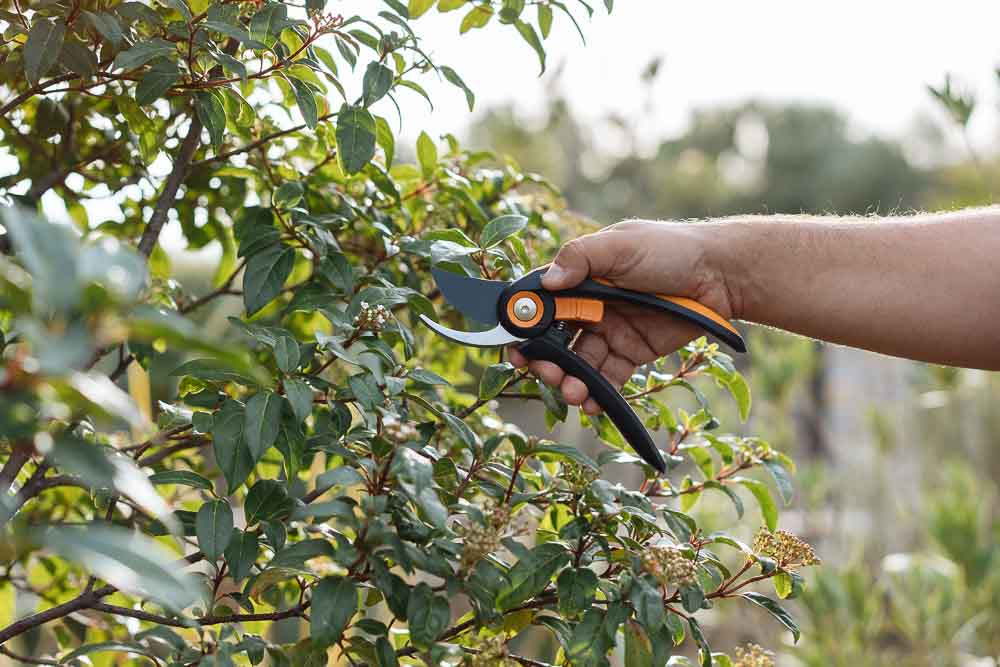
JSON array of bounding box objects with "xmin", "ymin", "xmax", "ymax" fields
[{"xmin": 0, "ymin": 2, "xmax": 814, "ymax": 664}]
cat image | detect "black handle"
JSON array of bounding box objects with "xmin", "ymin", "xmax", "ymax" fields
[
  {"xmin": 505, "ymin": 268, "xmax": 746, "ymax": 353},
  {"xmin": 563, "ymin": 278, "xmax": 746, "ymax": 353},
  {"xmin": 517, "ymin": 328, "xmax": 667, "ymax": 473}
]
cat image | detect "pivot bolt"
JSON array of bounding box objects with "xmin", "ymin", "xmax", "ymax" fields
[{"xmin": 513, "ymin": 296, "xmax": 537, "ymax": 322}]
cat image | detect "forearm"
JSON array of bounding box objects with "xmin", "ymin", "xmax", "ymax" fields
[{"xmin": 709, "ymin": 208, "xmax": 1000, "ymax": 369}]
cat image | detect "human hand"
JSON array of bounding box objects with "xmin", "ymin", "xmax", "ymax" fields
[{"xmin": 508, "ymin": 220, "xmax": 739, "ymax": 414}]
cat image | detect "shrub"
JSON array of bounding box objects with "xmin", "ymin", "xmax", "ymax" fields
[{"xmin": 0, "ymin": 1, "xmax": 815, "ymax": 664}]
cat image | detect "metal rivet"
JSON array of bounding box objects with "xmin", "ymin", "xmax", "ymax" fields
[{"xmin": 513, "ymin": 296, "xmax": 537, "ymax": 322}]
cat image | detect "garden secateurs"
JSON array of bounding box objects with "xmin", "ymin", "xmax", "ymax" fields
[{"xmin": 419, "ymin": 266, "xmax": 746, "ymax": 473}]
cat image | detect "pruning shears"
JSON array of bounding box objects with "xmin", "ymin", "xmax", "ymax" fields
[{"xmin": 419, "ymin": 266, "xmax": 746, "ymax": 473}]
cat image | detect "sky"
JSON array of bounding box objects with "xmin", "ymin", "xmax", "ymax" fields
[
  {"xmin": 12, "ymin": 0, "xmax": 1000, "ymax": 246},
  {"xmin": 347, "ymin": 0, "xmax": 1000, "ymax": 160}
]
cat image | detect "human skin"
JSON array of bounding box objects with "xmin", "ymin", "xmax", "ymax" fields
[{"xmin": 508, "ymin": 208, "xmax": 1000, "ymax": 414}]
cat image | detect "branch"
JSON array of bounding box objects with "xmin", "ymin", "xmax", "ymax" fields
[
  {"xmin": 0, "ymin": 645, "xmax": 59, "ymax": 665},
  {"xmin": 90, "ymin": 601, "xmax": 308, "ymax": 627},
  {"xmin": 0, "ymin": 443, "xmax": 31, "ymax": 495},
  {"xmin": 0, "ymin": 72, "xmax": 78, "ymax": 118},
  {"xmin": 0, "ymin": 461, "xmax": 48, "ymax": 524},
  {"xmin": 192, "ymin": 110, "xmax": 338, "ymax": 167},
  {"xmin": 137, "ymin": 110, "xmax": 203, "ymax": 257},
  {"xmin": 0, "ymin": 585, "xmax": 115, "ymax": 645}
]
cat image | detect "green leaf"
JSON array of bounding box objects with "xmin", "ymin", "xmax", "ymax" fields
[
  {"xmin": 39, "ymin": 524, "xmax": 199, "ymax": 611},
  {"xmin": 243, "ymin": 244, "xmax": 294, "ymax": 315},
  {"xmin": 135, "ymin": 59, "xmax": 179, "ymax": 105},
  {"xmin": 538, "ymin": 4, "xmax": 553, "ymax": 37},
  {"xmin": 60, "ymin": 641, "xmax": 155, "ymax": 664},
  {"xmin": 707, "ymin": 366, "xmax": 751, "ymax": 422},
  {"xmin": 273, "ymin": 180, "xmax": 305, "ymax": 208},
  {"xmin": 171, "ymin": 358, "xmax": 259, "ymax": 386},
  {"xmin": 480, "ymin": 214, "xmax": 527, "ymax": 248},
  {"xmin": 514, "ymin": 20, "xmax": 546, "ymax": 74},
  {"xmin": 416, "ymin": 131, "xmax": 438, "ymax": 179},
  {"xmin": 703, "ymin": 480, "xmax": 743, "ymax": 519},
  {"xmin": 773, "ymin": 570, "xmax": 804, "ymax": 600},
  {"xmin": 212, "ymin": 399, "xmax": 253, "ymax": 493},
  {"xmin": 392, "ymin": 448, "xmax": 448, "ymax": 528},
  {"xmin": 196, "ymin": 90, "xmax": 227, "ymax": 152},
  {"xmin": 409, "ymin": 368, "xmax": 449, "ymax": 386},
  {"xmin": 624, "ymin": 621, "xmax": 654, "ymax": 667},
  {"xmin": 24, "ymin": 19, "xmax": 66, "ymax": 85},
  {"xmin": 440, "ymin": 66, "xmax": 475, "ymax": 111},
  {"xmin": 459, "ymin": 4, "xmax": 492, "ymax": 32},
  {"xmin": 60, "ymin": 38, "xmax": 98, "ymax": 77},
  {"xmin": 362, "ymin": 61, "xmax": 394, "ymax": 107},
  {"xmin": 438, "ymin": 0, "xmax": 466, "ymax": 10},
  {"xmin": 687, "ymin": 617, "xmax": 713, "ymax": 667},
  {"xmin": 113, "ymin": 38, "xmax": 175, "ymax": 71},
  {"xmin": 406, "ymin": 583, "xmax": 450, "ymax": 649},
  {"xmin": 336, "ymin": 103, "xmax": 376, "ymax": 174},
  {"xmin": 631, "ymin": 574, "xmax": 664, "ymax": 630},
  {"xmin": 374, "ymin": 636, "xmax": 399, "ymax": 667},
  {"xmin": 442, "ymin": 412, "xmax": 479, "ymax": 451},
  {"xmin": 374, "ymin": 115, "xmax": 395, "ymax": 167},
  {"xmin": 737, "ymin": 477, "xmax": 778, "ymax": 531},
  {"xmin": 680, "ymin": 584, "xmax": 705, "ymax": 614},
  {"xmin": 567, "ymin": 609, "xmax": 606, "ymax": 662},
  {"xmin": 533, "ymin": 442, "xmax": 598, "ymax": 471},
  {"xmin": 288, "ymin": 76, "xmax": 319, "ymax": 128},
  {"xmin": 273, "ymin": 335, "xmax": 300, "ymax": 373},
  {"xmin": 224, "ymin": 529, "xmax": 259, "ymax": 582},
  {"xmin": 408, "ymin": 0, "xmax": 436, "ymax": 18},
  {"xmin": 349, "ymin": 372, "xmax": 383, "ymax": 410},
  {"xmin": 250, "ymin": 2, "xmax": 289, "ymax": 42},
  {"xmin": 83, "ymin": 10, "xmax": 124, "ymax": 47},
  {"xmin": 196, "ymin": 499, "xmax": 234, "ymax": 561},
  {"xmin": 740, "ymin": 592, "xmax": 801, "ymax": 642},
  {"xmin": 162, "ymin": 0, "xmax": 193, "ymax": 21},
  {"xmin": 479, "ymin": 362, "xmax": 515, "ymax": 399},
  {"xmin": 149, "ymin": 470, "xmax": 213, "ymax": 491},
  {"xmin": 763, "ymin": 459, "xmax": 794, "ymax": 505},
  {"xmin": 557, "ymin": 567, "xmax": 598, "ymax": 618},
  {"xmin": 284, "ymin": 378, "xmax": 313, "ymax": 422},
  {"xmin": 245, "ymin": 479, "xmax": 294, "ymax": 525},
  {"xmin": 244, "ymin": 391, "xmax": 283, "ymax": 460},
  {"xmin": 311, "ymin": 577, "xmax": 358, "ymax": 648},
  {"xmin": 316, "ymin": 333, "xmax": 364, "ymax": 366},
  {"xmin": 496, "ymin": 542, "xmax": 570, "ymax": 610}
]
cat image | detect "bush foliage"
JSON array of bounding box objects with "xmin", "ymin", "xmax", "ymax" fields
[{"xmin": 0, "ymin": 1, "xmax": 815, "ymax": 665}]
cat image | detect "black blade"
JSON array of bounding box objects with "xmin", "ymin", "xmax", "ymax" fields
[{"xmin": 431, "ymin": 267, "xmax": 508, "ymax": 326}]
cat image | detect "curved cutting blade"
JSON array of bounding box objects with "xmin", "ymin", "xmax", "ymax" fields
[
  {"xmin": 419, "ymin": 316, "xmax": 523, "ymax": 348},
  {"xmin": 431, "ymin": 267, "xmax": 508, "ymax": 326}
]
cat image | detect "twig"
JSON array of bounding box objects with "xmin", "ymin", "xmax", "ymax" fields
[
  {"xmin": 137, "ymin": 109, "xmax": 203, "ymax": 257},
  {"xmin": 0, "ymin": 443, "xmax": 31, "ymax": 495},
  {"xmin": 0, "ymin": 644, "xmax": 59, "ymax": 665},
  {"xmin": 0, "ymin": 585, "xmax": 115, "ymax": 645},
  {"xmin": 192, "ymin": 110, "xmax": 338, "ymax": 167}
]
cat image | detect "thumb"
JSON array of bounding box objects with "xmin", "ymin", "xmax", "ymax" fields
[{"xmin": 542, "ymin": 234, "xmax": 619, "ymax": 290}]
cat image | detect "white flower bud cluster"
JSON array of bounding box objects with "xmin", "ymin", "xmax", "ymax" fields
[
  {"xmin": 464, "ymin": 635, "xmax": 518, "ymax": 667},
  {"xmin": 382, "ymin": 415, "xmax": 418, "ymax": 442},
  {"xmin": 353, "ymin": 301, "xmax": 390, "ymax": 331},
  {"xmin": 734, "ymin": 643, "xmax": 775, "ymax": 667},
  {"xmin": 458, "ymin": 502, "xmax": 511, "ymax": 572},
  {"xmin": 752, "ymin": 529, "xmax": 820, "ymax": 567},
  {"xmin": 641, "ymin": 547, "xmax": 698, "ymax": 588}
]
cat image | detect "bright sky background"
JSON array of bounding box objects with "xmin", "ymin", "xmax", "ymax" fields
[
  {"xmin": 349, "ymin": 0, "xmax": 1000, "ymax": 160},
  {"xmin": 14, "ymin": 1, "xmax": 1000, "ymax": 249}
]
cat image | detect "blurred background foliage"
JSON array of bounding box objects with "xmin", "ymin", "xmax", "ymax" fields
[{"xmin": 470, "ymin": 65, "xmax": 1000, "ymax": 665}]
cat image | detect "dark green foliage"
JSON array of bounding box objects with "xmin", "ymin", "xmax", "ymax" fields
[{"xmin": 0, "ymin": 1, "xmax": 813, "ymax": 665}]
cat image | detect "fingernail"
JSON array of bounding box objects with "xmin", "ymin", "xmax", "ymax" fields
[{"xmin": 544, "ymin": 263, "xmax": 567, "ymax": 286}]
